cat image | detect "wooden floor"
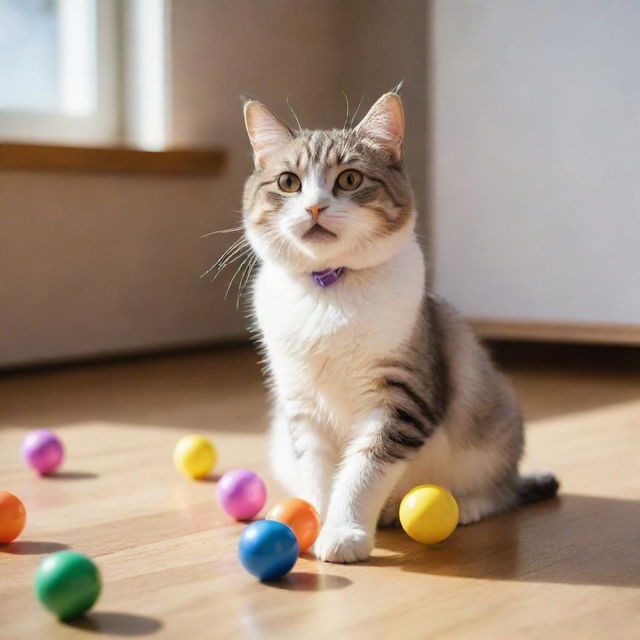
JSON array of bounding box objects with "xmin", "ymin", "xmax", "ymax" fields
[{"xmin": 1, "ymin": 345, "xmax": 638, "ymax": 639}]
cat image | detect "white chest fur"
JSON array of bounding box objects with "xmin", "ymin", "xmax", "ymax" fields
[{"xmin": 253, "ymin": 238, "xmax": 425, "ymax": 429}]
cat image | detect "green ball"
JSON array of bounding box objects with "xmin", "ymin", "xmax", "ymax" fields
[{"xmin": 34, "ymin": 551, "xmax": 101, "ymax": 620}]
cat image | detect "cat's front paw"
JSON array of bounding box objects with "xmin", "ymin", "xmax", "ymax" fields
[{"xmin": 312, "ymin": 524, "xmax": 373, "ymax": 563}]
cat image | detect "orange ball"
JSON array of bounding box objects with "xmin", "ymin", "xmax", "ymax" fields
[
  {"xmin": 266, "ymin": 498, "xmax": 322, "ymax": 552},
  {"xmin": 0, "ymin": 491, "xmax": 26, "ymax": 543}
]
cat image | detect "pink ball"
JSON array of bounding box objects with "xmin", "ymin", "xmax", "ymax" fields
[
  {"xmin": 21, "ymin": 430, "xmax": 64, "ymax": 475},
  {"xmin": 216, "ymin": 469, "xmax": 267, "ymax": 520}
]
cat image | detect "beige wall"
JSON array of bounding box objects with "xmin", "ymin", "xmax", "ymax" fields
[
  {"xmin": 1, "ymin": 1, "xmax": 426, "ymax": 368},
  {"xmin": 0, "ymin": 172, "xmax": 239, "ymax": 367}
]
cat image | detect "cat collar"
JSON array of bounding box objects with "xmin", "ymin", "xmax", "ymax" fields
[{"xmin": 311, "ymin": 267, "xmax": 346, "ymax": 287}]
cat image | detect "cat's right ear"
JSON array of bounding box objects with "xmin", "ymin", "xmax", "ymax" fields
[{"xmin": 243, "ymin": 101, "xmax": 293, "ymax": 169}]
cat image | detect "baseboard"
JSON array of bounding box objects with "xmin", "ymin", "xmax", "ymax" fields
[{"xmin": 470, "ymin": 318, "xmax": 640, "ymax": 346}]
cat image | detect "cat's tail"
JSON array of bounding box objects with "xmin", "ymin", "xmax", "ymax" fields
[{"xmin": 516, "ymin": 472, "xmax": 560, "ymax": 505}]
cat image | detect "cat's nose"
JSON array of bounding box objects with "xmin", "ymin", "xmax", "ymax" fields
[{"xmin": 306, "ymin": 204, "xmax": 328, "ymax": 219}]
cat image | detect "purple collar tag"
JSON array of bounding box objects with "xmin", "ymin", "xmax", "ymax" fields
[{"xmin": 311, "ymin": 267, "xmax": 346, "ymax": 287}]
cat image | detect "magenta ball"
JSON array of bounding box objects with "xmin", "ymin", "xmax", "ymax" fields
[
  {"xmin": 21, "ymin": 430, "xmax": 64, "ymax": 475},
  {"xmin": 216, "ymin": 469, "xmax": 267, "ymax": 520}
]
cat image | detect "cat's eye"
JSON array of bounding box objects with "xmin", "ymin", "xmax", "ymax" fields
[
  {"xmin": 336, "ymin": 169, "xmax": 363, "ymax": 191},
  {"xmin": 278, "ymin": 172, "xmax": 301, "ymax": 193}
]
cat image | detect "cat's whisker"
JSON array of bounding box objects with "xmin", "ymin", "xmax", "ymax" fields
[
  {"xmin": 271, "ymin": 233, "xmax": 289, "ymax": 261},
  {"xmin": 237, "ymin": 254, "xmax": 259, "ymax": 307},
  {"xmin": 339, "ymin": 117, "xmax": 361, "ymax": 157},
  {"xmin": 240, "ymin": 255, "xmax": 255, "ymax": 294},
  {"xmin": 225, "ymin": 252, "xmax": 254, "ymax": 300},
  {"xmin": 235, "ymin": 259, "xmax": 250, "ymax": 307},
  {"xmin": 201, "ymin": 237, "xmax": 249, "ymax": 279},
  {"xmin": 202, "ymin": 251, "xmax": 245, "ymax": 282},
  {"xmin": 349, "ymin": 94, "xmax": 365, "ymax": 129},
  {"xmin": 212, "ymin": 245, "xmax": 252, "ymax": 279},
  {"xmin": 342, "ymin": 91, "xmax": 350, "ymax": 131},
  {"xmin": 216, "ymin": 235, "xmax": 249, "ymax": 260},
  {"xmin": 207, "ymin": 246, "xmax": 248, "ymax": 276},
  {"xmin": 200, "ymin": 226, "xmax": 244, "ymax": 238},
  {"xmin": 286, "ymin": 97, "xmax": 303, "ymax": 132}
]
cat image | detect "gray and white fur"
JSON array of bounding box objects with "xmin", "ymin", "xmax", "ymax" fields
[{"xmin": 239, "ymin": 91, "xmax": 558, "ymax": 563}]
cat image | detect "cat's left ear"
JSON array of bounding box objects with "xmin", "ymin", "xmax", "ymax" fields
[
  {"xmin": 355, "ymin": 92, "xmax": 405, "ymax": 161},
  {"xmin": 244, "ymin": 101, "xmax": 293, "ymax": 168}
]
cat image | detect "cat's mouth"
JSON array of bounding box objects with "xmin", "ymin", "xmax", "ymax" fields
[{"xmin": 302, "ymin": 223, "xmax": 338, "ymax": 241}]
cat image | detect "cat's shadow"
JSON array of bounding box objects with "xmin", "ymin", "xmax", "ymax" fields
[{"xmin": 371, "ymin": 493, "xmax": 638, "ymax": 589}]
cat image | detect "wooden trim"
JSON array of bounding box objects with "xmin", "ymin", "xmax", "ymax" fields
[
  {"xmin": 0, "ymin": 143, "xmax": 225, "ymax": 175},
  {"xmin": 471, "ymin": 318, "xmax": 640, "ymax": 345}
]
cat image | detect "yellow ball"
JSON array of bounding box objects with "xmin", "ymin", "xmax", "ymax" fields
[
  {"xmin": 173, "ymin": 435, "xmax": 217, "ymax": 479},
  {"xmin": 399, "ymin": 484, "xmax": 459, "ymax": 544}
]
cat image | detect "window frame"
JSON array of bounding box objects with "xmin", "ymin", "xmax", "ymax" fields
[
  {"xmin": 0, "ymin": 0, "xmax": 170, "ymax": 150},
  {"xmin": 0, "ymin": 0, "xmax": 121, "ymax": 147}
]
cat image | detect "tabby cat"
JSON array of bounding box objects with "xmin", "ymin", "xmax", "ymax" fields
[{"xmin": 239, "ymin": 91, "xmax": 558, "ymax": 563}]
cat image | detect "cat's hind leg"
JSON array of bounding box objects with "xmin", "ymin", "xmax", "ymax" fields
[
  {"xmin": 377, "ymin": 490, "xmax": 402, "ymax": 528},
  {"xmin": 456, "ymin": 492, "xmax": 504, "ymax": 525}
]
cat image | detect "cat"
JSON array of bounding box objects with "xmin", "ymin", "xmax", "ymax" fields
[{"xmin": 240, "ymin": 90, "xmax": 558, "ymax": 563}]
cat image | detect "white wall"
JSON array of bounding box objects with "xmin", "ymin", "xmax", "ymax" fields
[{"xmin": 431, "ymin": 0, "xmax": 640, "ymax": 325}]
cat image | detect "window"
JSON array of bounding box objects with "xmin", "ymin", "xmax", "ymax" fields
[{"xmin": 0, "ymin": 0, "xmax": 168, "ymax": 150}]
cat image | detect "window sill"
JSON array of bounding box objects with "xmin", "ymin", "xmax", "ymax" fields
[{"xmin": 0, "ymin": 143, "xmax": 225, "ymax": 176}]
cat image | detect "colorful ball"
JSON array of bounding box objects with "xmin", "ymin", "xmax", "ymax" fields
[
  {"xmin": 216, "ymin": 469, "xmax": 267, "ymax": 520},
  {"xmin": 22, "ymin": 430, "xmax": 64, "ymax": 475},
  {"xmin": 238, "ymin": 520, "xmax": 298, "ymax": 581},
  {"xmin": 34, "ymin": 551, "xmax": 101, "ymax": 620},
  {"xmin": 173, "ymin": 434, "xmax": 217, "ymax": 479},
  {"xmin": 399, "ymin": 484, "xmax": 459, "ymax": 544},
  {"xmin": 0, "ymin": 491, "xmax": 27, "ymax": 543},
  {"xmin": 266, "ymin": 497, "xmax": 322, "ymax": 552}
]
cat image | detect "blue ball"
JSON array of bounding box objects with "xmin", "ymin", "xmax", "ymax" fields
[{"xmin": 238, "ymin": 520, "xmax": 299, "ymax": 581}]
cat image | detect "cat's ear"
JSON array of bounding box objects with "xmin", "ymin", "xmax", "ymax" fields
[
  {"xmin": 244, "ymin": 101, "xmax": 293, "ymax": 168},
  {"xmin": 354, "ymin": 92, "xmax": 404, "ymax": 161}
]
